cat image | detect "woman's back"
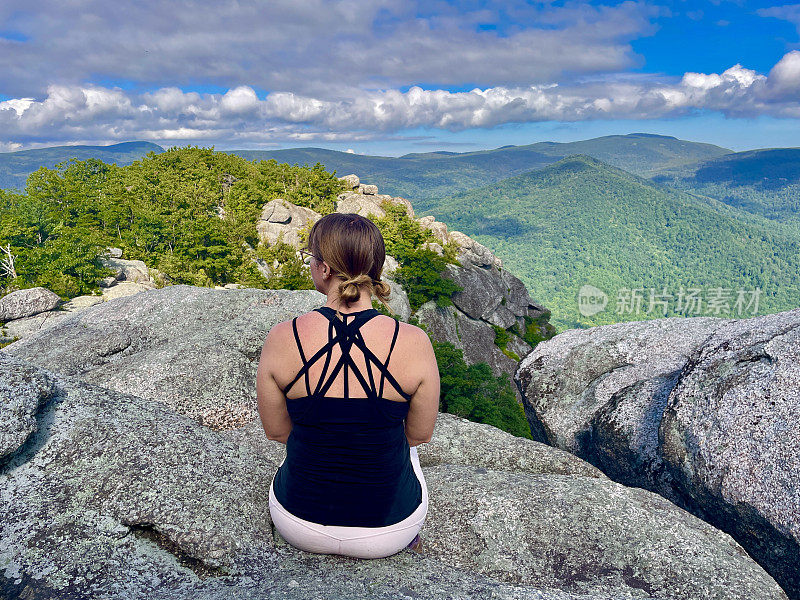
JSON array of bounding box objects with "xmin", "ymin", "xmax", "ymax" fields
[
  {"xmin": 279, "ymin": 307, "xmax": 419, "ymax": 403},
  {"xmin": 271, "ymin": 306, "xmax": 424, "ymax": 527}
]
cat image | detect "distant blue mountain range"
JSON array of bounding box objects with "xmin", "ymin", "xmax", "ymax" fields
[{"xmin": 0, "ymin": 141, "xmax": 163, "ymax": 190}]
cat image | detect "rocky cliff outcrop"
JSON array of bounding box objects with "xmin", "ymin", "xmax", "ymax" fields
[
  {"xmin": 413, "ymin": 213, "xmax": 550, "ymax": 388},
  {"xmin": 515, "ymin": 310, "xmax": 800, "ymax": 599},
  {"xmin": 1, "ymin": 341, "xmax": 788, "ymax": 599}
]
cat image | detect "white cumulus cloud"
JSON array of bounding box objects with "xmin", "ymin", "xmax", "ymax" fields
[{"xmin": 1, "ymin": 52, "xmax": 800, "ymax": 147}]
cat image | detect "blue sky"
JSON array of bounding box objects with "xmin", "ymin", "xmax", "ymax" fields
[{"xmin": 1, "ymin": 0, "xmax": 799, "ymax": 155}]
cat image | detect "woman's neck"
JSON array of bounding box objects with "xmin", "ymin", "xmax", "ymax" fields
[{"xmin": 324, "ymin": 286, "xmax": 374, "ymax": 313}]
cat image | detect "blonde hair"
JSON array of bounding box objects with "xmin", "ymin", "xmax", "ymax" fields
[{"xmin": 308, "ymin": 213, "xmax": 394, "ymax": 316}]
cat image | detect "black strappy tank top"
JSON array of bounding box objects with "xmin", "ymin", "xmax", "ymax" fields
[{"xmin": 272, "ymin": 306, "xmax": 423, "ymax": 527}]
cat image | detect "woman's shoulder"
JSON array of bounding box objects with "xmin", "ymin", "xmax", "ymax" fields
[
  {"xmin": 390, "ymin": 319, "xmax": 431, "ymax": 353},
  {"xmin": 271, "ymin": 310, "xmax": 321, "ymax": 336},
  {"xmin": 263, "ymin": 317, "xmax": 293, "ymax": 348},
  {"xmin": 264, "ymin": 311, "xmax": 322, "ymax": 355}
]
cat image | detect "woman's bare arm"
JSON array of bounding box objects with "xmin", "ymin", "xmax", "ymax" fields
[
  {"xmin": 256, "ymin": 321, "xmax": 293, "ymax": 444},
  {"xmin": 404, "ymin": 327, "xmax": 440, "ymax": 446}
]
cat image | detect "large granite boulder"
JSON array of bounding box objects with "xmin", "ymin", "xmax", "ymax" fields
[
  {"xmin": 337, "ymin": 173, "xmax": 359, "ymax": 190},
  {"xmin": 515, "ymin": 316, "xmax": 728, "ymax": 459},
  {"xmin": 0, "ymin": 287, "xmax": 61, "ymax": 322},
  {"xmin": 336, "ymin": 191, "xmax": 387, "ymax": 218},
  {"xmin": 257, "ymin": 198, "xmax": 320, "ymax": 247},
  {"xmin": 99, "ymin": 256, "xmax": 155, "ymax": 286},
  {"xmin": 0, "ymin": 355, "xmax": 786, "ymax": 600},
  {"xmin": 418, "ymin": 215, "xmax": 450, "ymax": 245},
  {"xmin": 449, "ymin": 230, "xmax": 501, "ymax": 269},
  {"xmin": 4, "ymin": 285, "xmax": 326, "ymax": 429},
  {"xmin": 336, "ymin": 192, "xmax": 415, "ymax": 220},
  {"xmin": 661, "ymin": 310, "xmax": 800, "ymax": 599},
  {"xmin": 516, "ymin": 310, "xmax": 800, "ymax": 599}
]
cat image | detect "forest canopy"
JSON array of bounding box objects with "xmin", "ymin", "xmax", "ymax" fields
[{"xmin": 0, "ymin": 147, "xmax": 344, "ymax": 297}]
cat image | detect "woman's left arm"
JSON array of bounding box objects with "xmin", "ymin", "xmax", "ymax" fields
[{"xmin": 256, "ymin": 322, "xmax": 293, "ymax": 444}]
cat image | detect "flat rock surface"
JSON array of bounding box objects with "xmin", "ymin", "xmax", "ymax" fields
[
  {"xmin": 1, "ymin": 355, "xmax": 785, "ymax": 600},
  {"xmin": 0, "ymin": 310, "xmax": 68, "ymax": 343},
  {"xmin": 418, "ymin": 411, "xmax": 605, "ymax": 478},
  {"xmin": 423, "ymin": 465, "xmax": 785, "ymax": 600},
  {"xmin": 0, "ymin": 355, "xmax": 276, "ymax": 598}
]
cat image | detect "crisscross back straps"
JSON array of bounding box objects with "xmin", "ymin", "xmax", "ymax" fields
[
  {"xmin": 378, "ymin": 318, "xmax": 404, "ymax": 399},
  {"xmin": 282, "ymin": 308, "xmax": 412, "ymax": 401},
  {"xmin": 282, "ymin": 315, "xmax": 335, "ymax": 396},
  {"xmin": 291, "ymin": 317, "xmax": 311, "ymax": 397}
]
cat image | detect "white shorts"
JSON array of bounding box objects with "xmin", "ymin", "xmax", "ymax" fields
[{"xmin": 268, "ymin": 445, "xmax": 428, "ymax": 558}]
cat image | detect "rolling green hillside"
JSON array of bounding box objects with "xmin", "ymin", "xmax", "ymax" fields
[
  {"xmin": 0, "ymin": 135, "xmax": 731, "ymax": 202},
  {"xmin": 0, "ymin": 142, "xmax": 164, "ymax": 190},
  {"xmin": 419, "ymin": 155, "xmax": 800, "ymax": 332},
  {"xmin": 652, "ymin": 148, "xmax": 800, "ymax": 228},
  {"xmin": 233, "ymin": 133, "xmax": 731, "ymax": 201}
]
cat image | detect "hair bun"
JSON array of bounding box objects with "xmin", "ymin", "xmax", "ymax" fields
[{"xmin": 337, "ymin": 273, "xmax": 372, "ymax": 306}]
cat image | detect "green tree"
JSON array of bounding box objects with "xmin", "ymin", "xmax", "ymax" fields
[
  {"xmin": 394, "ymin": 248, "xmax": 462, "ymax": 311},
  {"xmin": 433, "ymin": 340, "xmax": 532, "ymax": 439}
]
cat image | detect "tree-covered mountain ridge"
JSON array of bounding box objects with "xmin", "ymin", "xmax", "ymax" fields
[
  {"xmin": 5, "ymin": 136, "xmax": 800, "ymax": 220},
  {"xmin": 233, "ymin": 132, "xmax": 732, "ymax": 200},
  {"xmin": 651, "ymin": 147, "xmax": 800, "ymax": 228},
  {"xmin": 6, "ymin": 135, "xmax": 800, "ymax": 228},
  {"xmin": 0, "ymin": 134, "xmax": 731, "ymax": 198},
  {"xmin": 422, "ymin": 153, "xmax": 800, "ymax": 331}
]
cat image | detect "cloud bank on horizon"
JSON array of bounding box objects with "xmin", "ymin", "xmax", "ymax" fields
[{"xmin": 0, "ymin": 0, "xmax": 799, "ymax": 152}]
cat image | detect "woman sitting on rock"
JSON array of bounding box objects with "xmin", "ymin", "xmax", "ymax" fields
[{"xmin": 256, "ymin": 212, "xmax": 440, "ymax": 558}]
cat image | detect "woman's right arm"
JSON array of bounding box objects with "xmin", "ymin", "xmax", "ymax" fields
[{"xmin": 404, "ymin": 327, "xmax": 440, "ymax": 447}]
